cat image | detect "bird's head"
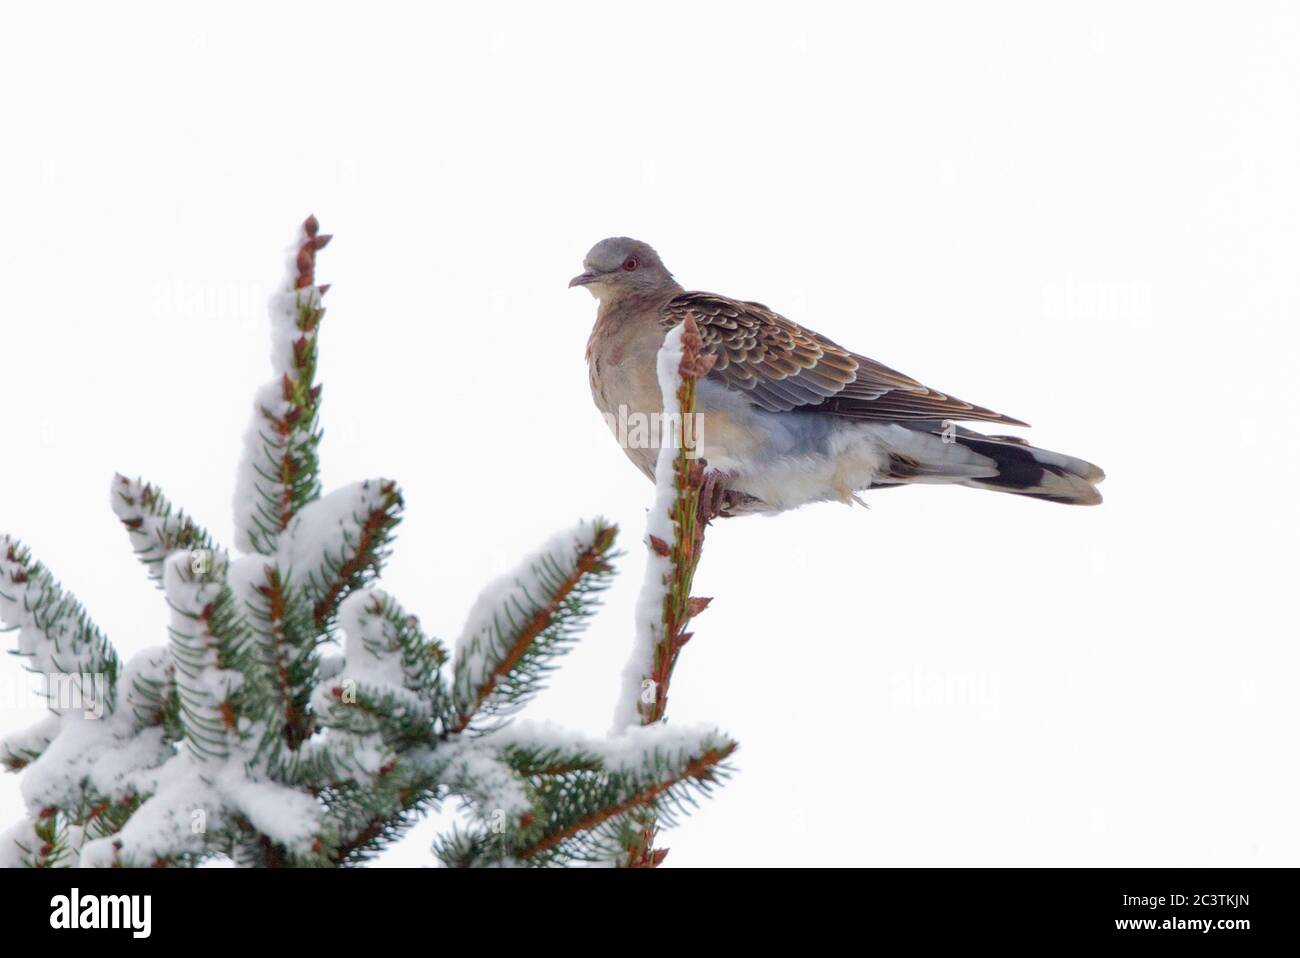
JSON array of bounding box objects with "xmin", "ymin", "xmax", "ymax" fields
[{"xmin": 569, "ymin": 237, "xmax": 677, "ymax": 302}]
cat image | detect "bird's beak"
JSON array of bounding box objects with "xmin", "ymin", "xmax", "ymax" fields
[{"xmin": 569, "ymin": 271, "xmax": 598, "ymax": 288}]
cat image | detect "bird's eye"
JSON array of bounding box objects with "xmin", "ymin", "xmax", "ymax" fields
[{"xmin": 622, "ymin": 256, "xmax": 639, "ymax": 271}]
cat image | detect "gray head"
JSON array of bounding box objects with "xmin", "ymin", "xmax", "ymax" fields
[{"xmin": 569, "ymin": 237, "xmax": 678, "ymax": 301}]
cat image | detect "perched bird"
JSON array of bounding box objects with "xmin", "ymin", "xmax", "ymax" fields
[{"xmin": 573, "ymin": 237, "xmax": 1104, "ymax": 517}]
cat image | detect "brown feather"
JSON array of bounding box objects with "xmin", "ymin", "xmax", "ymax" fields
[{"xmin": 660, "ymin": 291, "xmax": 1028, "ymax": 427}]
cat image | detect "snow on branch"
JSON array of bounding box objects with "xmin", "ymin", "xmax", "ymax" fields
[
  {"xmin": 432, "ymin": 721, "xmax": 737, "ymax": 867},
  {"xmin": 0, "ymin": 714, "xmax": 60, "ymax": 772},
  {"xmin": 78, "ymin": 753, "xmax": 325, "ymax": 868},
  {"xmin": 0, "ymin": 535, "xmax": 121, "ymax": 717},
  {"xmin": 233, "ymin": 216, "xmax": 331, "ymax": 556},
  {"xmin": 314, "ymin": 747, "xmax": 442, "ymax": 865},
  {"xmin": 612, "ymin": 314, "xmax": 718, "ymax": 866},
  {"xmin": 163, "ymin": 550, "xmax": 248, "ymax": 764},
  {"xmin": 120, "ymin": 645, "xmax": 176, "ymax": 731},
  {"xmin": 450, "ymin": 520, "xmax": 618, "ymax": 733},
  {"xmin": 312, "ymin": 588, "xmax": 447, "ymax": 745},
  {"xmin": 111, "ymin": 474, "xmax": 217, "ymax": 585},
  {"xmin": 0, "ymin": 218, "xmax": 738, "ymax": 869},
  {"xmin": 615, "ymin": 315, "xmax": 714, "ymax": 729},
  {"xmin": 0, "ymin": 817, "xmax": 43, "ymax": 868},
  {"xmin": 277, "ymin": 478, "xmax": 403, "ymax": 631},
  {"xmin": 5, "ymin": 645, "xmax": 181, "ymax": 865},
  {"xmin": 513, "ymin": 737, "xmax": 734, "ymax": 866},
  {"xmin": 225, "ymin": 555, "xmax": 317, "ymax": 757},
  {"xmin": 22, "ymin": 646, "xmax": 174, "ymax": 807}
]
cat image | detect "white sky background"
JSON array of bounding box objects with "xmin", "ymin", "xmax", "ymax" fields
[{"xmin": 1, "ymin": 1, "xmax": 1297, "ymax": 867}]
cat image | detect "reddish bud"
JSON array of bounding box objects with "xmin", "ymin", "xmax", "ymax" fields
[
  {"xmin": 682, "ymin": 351, "xmax": 717, "ymax": 379},
  {"xmin": 687, "ymin": 596, "xmax": 712, "ymax": 617}
]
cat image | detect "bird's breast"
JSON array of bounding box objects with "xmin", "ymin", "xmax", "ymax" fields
[{"xmin": 586, "ymin": 316, "xmax": 666, "ymax": 420}]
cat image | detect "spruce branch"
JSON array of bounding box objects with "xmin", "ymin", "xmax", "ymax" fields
[
  {"xmin": 1, "ymin": 714, "xmax": 61, "ymax": 772},
  {"xmin": 277, "ymin": 479, "xmax": 404, "ymax": 631},
  {"xmin": 228, "ymin": 556, "xmax": 318, "ymax": 756},
  {"xmin": 1, "ymin": 218, "xmax": 738, "ymax": 868},
  {"xmin": 121, "ymin": 646, "xmax": 176, "ymax": 731},
  {"xmin": 449, "ymin": 520, "xmax": 618, "ymax": 733},
  {"xmin": 3, "ymin": 645, "xmax": 181, "ymax": 866},
  {"xmin": 23, "ymin": 809, "xmax": 69, "ymax": 868},
  {"xmin": 233, "ymin": 215, "xmax": 331, "ymax": 556},
  {"xmin": 0, "ymin": 815, "xmax": 47, "ymax": 868},
  {"xmin": 516, "ymin": 740, "xmax": 735, "ymax": 865},
  {"xmin": 430, "ymin": 725, "xmax": 737, "ymax": 867},
  {"xmin": 163, "ymin": 550, "xmax": 251, "ymax": 764},
  {"xmin": 640, "ymin": 315, "xmax": 714, "ymax": 725},
  {"xmin": 614, "ymin": 315, "xmax": 719, "ymax": 866},
  {"xmin": 318, "ymin": 748, "xmax": 442, "ymax": 866},
  {"xmin": 0, "ymin": 535, "xmax": 121, "ymax": 716},
  {"xmin": 111, "ymin": 474, "xmax": 218, "ymax": 585},
  {"xmin": 312, "ymin": 588, "xmax": 447, "ymax": 748}
]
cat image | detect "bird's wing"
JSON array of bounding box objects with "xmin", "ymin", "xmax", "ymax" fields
[{"xmin": 659, "ymin": 291, "xmax": 1028, "ymax": 427}]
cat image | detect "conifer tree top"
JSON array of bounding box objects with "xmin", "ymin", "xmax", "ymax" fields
[{"xmin": 0, "ymin": 217, "xmax": 735, "ymax": 868}]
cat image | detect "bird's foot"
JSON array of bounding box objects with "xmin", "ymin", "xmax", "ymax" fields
[{"xmin": 697, "ymin": 468, "xmax": 737, "ymax": 524}]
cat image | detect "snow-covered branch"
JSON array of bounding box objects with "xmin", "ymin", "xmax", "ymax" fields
[
  {"xmin": 312, "ymin": 588, "xmax": 447, "ymax": 745},
  {"xmin": 277, "ymin": 478, "xmax": 403, "ymax": 630},
  {"xmin": 227, "ymin": 555, "xmax": 316, "ymax": 755},
  {"xmin": 0, "ymin": 714, "xmax": 60, "ymax": 772},
  {"xmin": 232, "ymin": 216, "xmax": 331, "ymax": 556},
  {"xmin": 163, "ymin": 550, "xmax": 248, "ymax": 764},
  {"xmin": 111, "ymin": 474, "xmax": 217, "ymax": 585},
  {"xmin": 433, "ymin": 721, "xmax": 736, "ymax": 867},
  {"xmin": 612, "ymin": 314, "xmax": 719, "ymax": 866},
  {"xmin": 614, "ymin": 315, "xmax": 714, "ymax": 731},
  {"xmin": 450, "ymin": 520, "xmax": 618, "ymax": 733},
  {"xmin": 0, "ymin": 218, "xmax": 737, "ymax": 869},
  {"xmin": 0, "ymin": 535, "xmax": 121, "ymax": 717}
]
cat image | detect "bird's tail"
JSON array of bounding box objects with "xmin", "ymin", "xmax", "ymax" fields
[{"xmin": 951, "ymin": 430, "xmax": 1105, "ymax": 505}]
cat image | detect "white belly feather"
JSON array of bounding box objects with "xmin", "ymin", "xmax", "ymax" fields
[{"xmin": 694, "ymin": 379, "xmax": 996, "ymax": 513}]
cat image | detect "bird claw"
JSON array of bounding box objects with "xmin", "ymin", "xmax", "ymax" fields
[{"xmin": 697, "ymin": 469, "xmax": 735, "ymax": 524}]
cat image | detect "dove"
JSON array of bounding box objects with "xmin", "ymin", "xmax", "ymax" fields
[{"xmin": 573, "ymin": 237, "xmax": 1103, "ymax": 517}]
